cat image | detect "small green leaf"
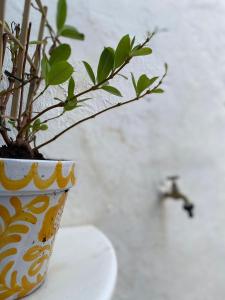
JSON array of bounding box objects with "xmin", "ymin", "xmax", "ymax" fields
[
  {"xmin": 47, "ymin": 61, "xmax": 73, "ymax": 85},
  {"xmin": 68, "ymin": 77, "xmax": 75, "ymax": 99},
  {"xmin": 148, "ymin": 76, "xmax": 159, "ymax": 86},
  {"xmin": 101, "ymin": 85, "xmax": 122, "ymax": 97},
  {"xmin": 56, "ymin": 0, "xmax": 67, "ymax": 32},
  {"xmin": 137, "ymin": 74, "xmax": 155, "ymax": 96},
  {"xmin": 64, "ymin": 97, "xmax": 78, "ymax": 111},
  {"xmin": 164, "ymin": 63, "xmax": 168, "ymax": 73},
  {"xmin": 29, "ymin": 40, "xmax": 46, "ymax": 45},
  {"xmin": 131, "ymin": 73, "xmax": 137, "ymax": 95},
  {"xmin": 132, "ymin": 47, "xmax": 152, "ymax": 56},
  {"xmin": 59, "ymin": 25, "xmax": 85, "ymax": 40},
  {"xmin": 118, "ymin": 74, "xmax": 128, "ymax": 80},
  {"xmin": 97, "ymin": 47, "xmax": 114, "ymax": 83},
  {"xmin": 151, "ymin": 88, "xmax": 164, "ymax": 93},
  {"xmin": 131, "ymin": 36, "xmax": 136, "ymax": 49},
  {"xmin": 114, "ymin": 34, "xmax": 131, "ymax": 68},
  {"xmin": 33, "ymin": 119, "xmax": 41, "ymax": 131},
  {"xmin": 49, "ymin": 44, "xmax": 71, "ymax": 65},
  {"xmin": 82, "ymin": 61, "xmax": 96, "ymax": 84},
  {"xmin": 40, "ymin": 124, "xmax": 48, "ymax": 131},
  {"xmin": 41, "ymin": 55, "xmax": 50, "ymax": 81}
]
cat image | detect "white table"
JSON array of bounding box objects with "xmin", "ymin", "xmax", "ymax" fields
[{"xmin": 26, "ymin": 226, "xmax": 117, "ymax": 300}]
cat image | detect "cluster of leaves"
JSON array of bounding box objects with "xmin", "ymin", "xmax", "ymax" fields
[
  {"xmin": 40, "ymin": 32, "xmax": 163, "ymax": 117},
  {"xmin": 35, "ymin": 30, "xmax": 166, "ymax": 139},
  {"xmin": 0, "ymin": 0, "xmax": 167, "ymax": 154},
  {"xmin": 82, "ymin": 34, "xmax": 155, "ymax": 98}
]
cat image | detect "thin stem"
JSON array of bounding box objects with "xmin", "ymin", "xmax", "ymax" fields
[
  {"xmin": 42, "ymin": 111, "xmax": 64, "ymax": 124},
  {"xmin": 0, "ymin": 129, "xmax": 11, "ymax": 146},
  {"xmin": 11, "ymin": 0, "xmax": 31, "ymax": 118},
  {"xmin": 26, "ymin": 5, "xmax": 47, "ymax": 110},
  {"xmin": 18, "ymin": 22, "xmax": 32, "ymax": 127},
  {"xmin": 32, "ymin": 85, "xmax": 49, "ymax": 103},
  {"xmin": 35, "ymin": 0, "xmax": 61, "ymax": 45},
  {"xmin": 0, "ymin": 0, "xmax": 6, "ymax": 79},
  {"xmin": 35, "ymin": 93, "xmax": 147, "ymax": 150},
  {"xmin": 0, "ymin": 21, "xmax": 36, "ymax": 69},
  {"xmin": 17, "ymin": 36, "xmax": 154, "ymax": 140},
  {"xmin": 2, "ymin": 32, "xmax": 8, "ymax": 65},
  {"xmin": 0, "ymin": 76, "xmax": 37, "ymax": 97},
  {"xmin": 35, "ymin": 64, "xmax": 167, "ymax": 151}
]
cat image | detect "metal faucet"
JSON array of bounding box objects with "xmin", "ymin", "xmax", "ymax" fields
[{"xmin": 161, "ymin": 176, "xmax": 194, "ymax": 218}]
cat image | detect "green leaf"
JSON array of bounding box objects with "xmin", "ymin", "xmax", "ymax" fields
[
  {"xmin": 59, "ymin": 25, "xmax": 85, "ymax": 40},
  {"xmin": 164, "ymin": 62, "xmax": 168, "ymax": 73},
  {"xmin": 118, "ymin": 74, "xmax": 128, "ymax": 80},
  {"xmin": 149, "ymin": 76, "xmax": 159, "ymax": 85},
  {"xmin": 131, "ymin": 36, "xmax": 136, "ymax": 49},
  {"xmin": 101, "ymin": 85, "xmax": 122, "ymax": 97},
  {"xmin": 97, "ymin": 47, "xmax": 114, "ymax": 83},
  {"xmin": 151, "ymin": 88, "xmax": 164, "ymax": 93},
  {"xmin": 29, "ymin": 40, "xmax": 46, "ymax": 45},
  {"xmin": 132, "ymin": 47, "xmax": 152, "ymax": 56},
  {"xmin": 33, "ymin": 119, "xmax": 41, "ymax": 131},
  {"xmin": 56, "ymin": 0, "xmax": 67, "ymax": 32},
  {"xmin": 131, "ymin": 72, "xmax": 137, "ymax": 95},
  {"xmin": 68, "ymin": 77, "xmax": 75, "ymax": 99},
  {"xmin": 40, "ymin": 124, "xmax": 48, "ymax": 131},
  {"xmin": 64, "ymin": 97, "xmax": 78, "ymax": 111},
  {"xmin": 47, "ymin": 61, "xmax": 73, "ymax": 85},
  {"xmin": 114, "ymin": 34, "xmax": 131, "ymax": 68},
  {"xmin": 41, "ymin": 55, "xmax": 50, "ymax": 81},
  {"xmin": 49, "ymin": 44, "xmax": 71, "ymax": 65},
  {"xmin": 82, "ymin": 61, "xmax": 96, "ymax": 84},
  {"xmin": 137, "ymin": 74, "xmax": 156, "ymax": 96}
]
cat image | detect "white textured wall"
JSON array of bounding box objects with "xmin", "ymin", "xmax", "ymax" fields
[{"xmin": 7, "ymin": 0, "xmax": 225, "ymax": 299}]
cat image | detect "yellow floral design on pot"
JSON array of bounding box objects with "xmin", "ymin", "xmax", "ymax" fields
[{"xmin": 0, "ymin": 159, "xmax": 75, "ymax": 300}]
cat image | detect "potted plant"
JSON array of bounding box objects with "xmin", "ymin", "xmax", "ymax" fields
[{"xmin": 0, "ymin": 0, "xmax": 167, "ymax": 299}]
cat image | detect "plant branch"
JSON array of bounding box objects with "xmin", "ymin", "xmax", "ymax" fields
[
  {"xmin": 35, "ymin": 92, "xmax": 148, "ymax": 150},
  {"xmin": 0, "ymin": 76, "xmax": 38, "ymax": 98},
  {"xmin": 17, "ymin": 35, "xmax": 155, "ymax": 141},
  {"xmin": 42, "ymin": 111, "xmax": 64, "ymax": 124},
  {"xmin": 76, "ymin": 36, "xmax": 151, "ymax": 99},
  {"xmin": 32, "ymin": 85, "xmax": 49, "ymax": 103},
  {"xmin": 11, "ymin": 0, "xmax": 31, "ymax": 118},
  {"xmin": 35, "ymin": 62, "xmax": 167, "ymax": 151},
  {"xmin": 18, "ymin": 22, "xmax": 32, "ymax": 127},
  {"xmin": 0, "ymin": 0, "xmax": 6, "ymax": 79},
  {"xmin": 0, "ymin": 128, "xmax": 11, "ymax": 146},
  {"xmin": 26, "ymin": 5, "xmax": 47, "ymax": 110},
  {"xmin": 0, "ymin": 21, "xmax": 35, "ymax": 69},
  {"xmin": 35, "ymin": 0, "xmax": 61, "ymax": 46}
]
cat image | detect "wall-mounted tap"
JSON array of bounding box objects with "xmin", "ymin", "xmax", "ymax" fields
[{"xmin": 160, "ymin": 176, "xmax": 194, "ymax": 218}]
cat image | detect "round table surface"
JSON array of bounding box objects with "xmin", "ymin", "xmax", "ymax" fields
[{"xmin": 25, "ymin": 226, "xmax": 117, "ymax": 300}]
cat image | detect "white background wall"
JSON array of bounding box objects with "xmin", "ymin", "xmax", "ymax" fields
[{"xmin": 6, "ymin": 0, "xmax": 225, "ymax": 299}]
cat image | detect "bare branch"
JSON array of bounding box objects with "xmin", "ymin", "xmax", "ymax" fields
[
  {"xmin": 18, "ymin": 22, "xmax": 32, "ymax": 127},
  {"xmin": 11, "ymin": 0, "xmax": 31, "ymax": 118},
  {"xmin": 0, "ymin": 0, "xmax": 6, "ymax": 79}
]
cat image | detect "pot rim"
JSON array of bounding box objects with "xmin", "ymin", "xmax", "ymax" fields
[{"xmin": 0, "ymin": 157, "xmax": 74, "ymax": 164}]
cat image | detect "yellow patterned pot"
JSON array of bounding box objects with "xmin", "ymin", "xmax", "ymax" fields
[{"xmin": 0, "ymin": 158, "xmax": 75, "ymax": 300}]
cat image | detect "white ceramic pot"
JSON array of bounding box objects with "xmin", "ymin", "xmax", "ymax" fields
[{"xmin": 0, "ymin": 158, "xmax": 75, "ymax": 300}]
